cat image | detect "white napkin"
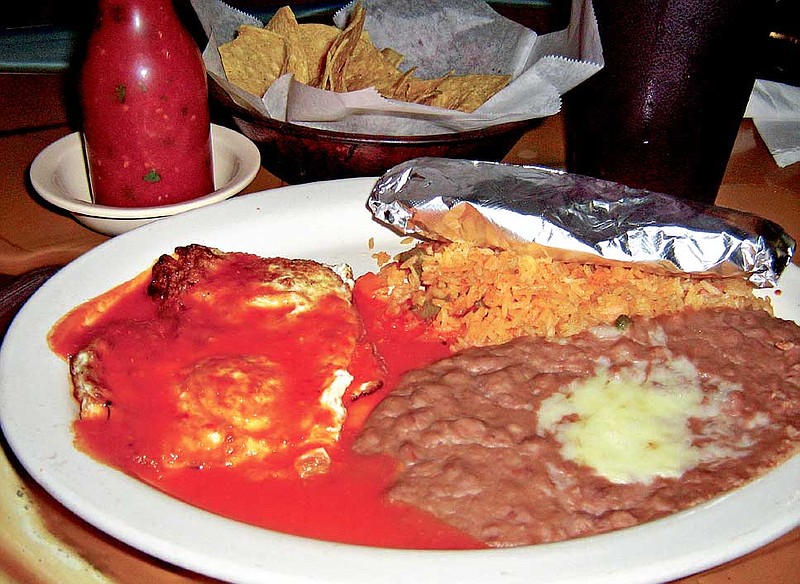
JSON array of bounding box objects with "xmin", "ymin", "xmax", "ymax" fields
[{"xmin": 744, "ymin": 79, "xmax": 800, "ymax": 168}]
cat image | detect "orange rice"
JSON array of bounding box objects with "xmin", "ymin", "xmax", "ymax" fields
[{"xmin": 375, "ymin": 242, "xmax": 771, "ymax": 350}]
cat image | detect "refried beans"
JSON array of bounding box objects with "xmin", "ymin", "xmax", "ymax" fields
[{"xmin": 353, "ymin": 308, "xmax": 800, "ymax": 547}]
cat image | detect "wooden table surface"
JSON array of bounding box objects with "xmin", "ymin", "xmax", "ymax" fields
[{"xmin": 0, "ymin": 71, "xmax": 798, "ymax": 584}]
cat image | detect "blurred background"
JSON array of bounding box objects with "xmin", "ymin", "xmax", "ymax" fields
[{"xmin": 2, "ymin": 0, "xmax": 797, "ymax": 85}]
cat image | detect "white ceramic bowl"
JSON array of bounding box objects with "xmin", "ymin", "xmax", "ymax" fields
[{"xmin": 29, "ymin": 124, "xmax": 261, "ymax": 236}]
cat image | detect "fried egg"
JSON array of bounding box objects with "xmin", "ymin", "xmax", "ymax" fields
[{"xmin": 70, "ymin": 245, "xmax": 380, "ymax": 478}]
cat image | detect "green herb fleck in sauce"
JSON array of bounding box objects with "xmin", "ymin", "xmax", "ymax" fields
[
  {"xmin": 114, "ymin": 84, "xmax": 126, "ymax": 103},
  {"xmin": 143, "ymin": 169, "xmax": 162, "ymax": 183},
  {"xmin": 614, "ymin": 314, "xmax": 633, "ymax": 331}
]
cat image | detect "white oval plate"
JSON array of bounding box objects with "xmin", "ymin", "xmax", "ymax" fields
[
  {"xmin": 29, "ymin": 124, "xmax": 261, "ymax": 235},
  {"xmin": 1, "ymin": 178, "xmax": 798, "ymax": 584}
]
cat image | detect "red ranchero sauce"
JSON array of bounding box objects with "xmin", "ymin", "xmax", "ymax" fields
[
  {"xmin": 80, "ymin": 0, "xmax": 214, "ymax": 207},
  {"xmin": 49, "ymin": 269, "xmax": 482, "ymax": 549}
]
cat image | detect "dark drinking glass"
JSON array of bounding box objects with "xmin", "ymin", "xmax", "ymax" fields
[{"xmin": 563, "ymin": 0, "xmax": 775, "ymax": 204}]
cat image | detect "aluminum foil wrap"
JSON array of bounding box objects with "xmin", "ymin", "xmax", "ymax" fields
[{"xmin": 368, "ymin": 158, "xmax": 795, "ymax": 287}]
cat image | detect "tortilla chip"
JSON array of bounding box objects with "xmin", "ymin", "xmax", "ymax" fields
[
  {"xmin": 396, "ymin": 73, "xmax": 511, "ymax": 112},
  {"xmin": 344, "ymin": 39, "xmax": 405, "ymax": 93},
  {"xmin": 297, "ymin": 23, "xmax": 341, "ymax": 87},
  {"xmin": 265, "ymin": 6, "xmax": 298, "ymax": 34},
  {"xmin": 265, "ymin": 6, "xmax": 311, "ymax": 85},
  {"xmin": 379, "ymin": 47, "xmax": 405, "ymax": 69},
  {"xmin": 430, "ymin": 74, "xmax": 511, "ymax": 112},
  {"xmin": 219, "ymin": 26, "xmax": 288, "ymax": 97},
  {"xmin": 321, "ymin": 3, "xmax": 368, "ymax": 92},
  {"xmin": 389, "ymin": 74, "xmax": 443, "ymax": 105}
]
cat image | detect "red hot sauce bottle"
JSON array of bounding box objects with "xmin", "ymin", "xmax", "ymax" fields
[{"xmin": 80, "ymin": 0, "xmax": 214, "ymax": 208}]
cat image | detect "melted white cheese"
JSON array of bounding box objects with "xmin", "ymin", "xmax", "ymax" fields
[{"xmin": 537, "ymin": 357, "xmax": 705, "ymax": 484}]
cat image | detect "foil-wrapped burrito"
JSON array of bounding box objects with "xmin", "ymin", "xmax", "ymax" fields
[{"xmin": 368, "ymin": 157, "xmax": 795, "ymax": 288}]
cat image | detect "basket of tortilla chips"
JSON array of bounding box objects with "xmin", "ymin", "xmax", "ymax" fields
[{"xmin": 192, "ymin": 0, "xmax": 603, "ymax": 183}]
